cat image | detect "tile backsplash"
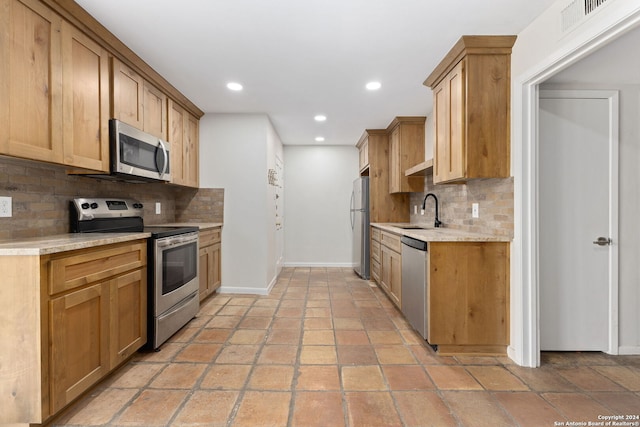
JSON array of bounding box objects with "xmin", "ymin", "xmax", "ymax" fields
[
  {"xmin": 409, "ymin": 174, "xmax": 514, "ymax": 238},
  {"xmin": 0, "ymin": 156, "xmax": 223, "ymax": 241}
]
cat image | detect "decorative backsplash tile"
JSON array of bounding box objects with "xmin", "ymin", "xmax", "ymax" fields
[
  {"xmin": 0, "ymin": 156, "xmax": 223, "ymax": 241},
  {"xmin": 409, "ymin": 174, "xmax": 514, "ymax": 238}
]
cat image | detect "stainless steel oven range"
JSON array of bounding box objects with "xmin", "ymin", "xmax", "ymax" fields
[{"xmin": 70, "ymin": 197, "xmax": 199, "ymax": 349}]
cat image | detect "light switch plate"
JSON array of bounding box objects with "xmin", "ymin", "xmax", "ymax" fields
[
  {"xmin": 472, "ymin": 203, "xmax": 479, "ymax": 218},
  {"xmin": 0, "ymin": 196, "xmax": 12, "ymax": 218},
  {"xmin": 155, "ymin": 202, "xmax": 161, "ymax": 215}
]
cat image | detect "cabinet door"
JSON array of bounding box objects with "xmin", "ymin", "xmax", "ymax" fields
[
  {"xmin": 168, "ymin": 100, "xmax": 199, "ymax": 188},
  {"xmin": 388, "ymin": 249, "xmax": 402, "ymax": 306},
  {"xmin": 111, "ymin": 58, "xmax": 143, "ymax": 129},
  {"xmin": 198, "ymin": 245, "xmax": 212, "ymax": 301},
  {"xmin": 143, "ymin": 81, "xmax": 167, "ymax": 140},
  {"xmin": 211, "ymin": 242, "xmax": 221, "ymax": 291},
  {"xmin": 388, "ymin": 127, "xmax": 401, "ymax": 193},
  {"xmin": 184, "ymin": 112, "xmax": 199, "ymax": 187},
  {"xmin": 49, "ymin": 282, "xmax": 109, "ymax": 413},
  {"xmin": 60, "ymin": 21, "xmax": 110, "ymax": 171},
  {"xmin": 433, "ymin": 59, "xmax": 466, "ymax": 184},
  {"xmin": 168, "ymin": 99, "xmax": 186, "ymax": 186},
  {"xmin": 0, "ymin": 0, "xmax": 63, "ymax": 163},
  {"xmin": 380, "ymin": 246, "xmax": 391, "ymax": 293},
  {"xmin": 110, "ymin": 269, "xmax": 147, "ymax": 368}
]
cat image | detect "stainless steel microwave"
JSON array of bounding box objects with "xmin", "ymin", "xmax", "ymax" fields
[{"xmin": 109, "ymin": 119, "xmax": 171, "ymax": 182}]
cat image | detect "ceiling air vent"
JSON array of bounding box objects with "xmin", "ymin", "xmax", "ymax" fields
[{"xmin": 561, "ymin": 0, "xmax": 610, "ymax": 33}]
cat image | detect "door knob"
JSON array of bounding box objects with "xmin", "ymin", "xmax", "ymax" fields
[{"xmin": 592, "ymin": 237, "xmax": 612, "ymax": 246}]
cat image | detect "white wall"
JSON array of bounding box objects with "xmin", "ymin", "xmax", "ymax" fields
[
  {"xmin": 510, "ymin": 0, "xmax": 640, "ymax": 365},
  {"xmin": 283, "ymin": 145, "xmax": 359, "ymax": 267},
  {"xmin": 199, "ymin": 113, "xmax": 282, "ymax": 294}
]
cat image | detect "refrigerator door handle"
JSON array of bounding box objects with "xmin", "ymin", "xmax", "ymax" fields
[{"xmin": 350, "ymin": 191, "xmax": 355, "ymax": 229}]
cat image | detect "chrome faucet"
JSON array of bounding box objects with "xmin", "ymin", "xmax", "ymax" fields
[{"xmin": 421, "ymin": 193, "xmax": 443, "ymax": 228}]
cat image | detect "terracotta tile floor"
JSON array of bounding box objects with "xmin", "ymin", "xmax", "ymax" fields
[{"xmin": 52, "ymin": 267, "xmax": 640, "ymax": 427}]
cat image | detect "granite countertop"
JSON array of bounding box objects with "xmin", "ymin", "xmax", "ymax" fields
[
  {"xmin": 372, "ymin": 223, "xmax": 511, "ymax": 242},
  {"xmin": 0, "ymin": 223, "xmax": 223, "ymax": 256},
  {"xmin": 0, "ymin": 232, "xmax": 151, "ymax": 256}
]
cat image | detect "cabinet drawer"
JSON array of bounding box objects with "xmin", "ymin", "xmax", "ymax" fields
[
  {"xmin": 199, "ymin": 227, "xmax": 221, "ymax": 247},
  {"xmin": 49, "ymin": 241, "xmax": 147, "ymax": 295},
  {"xmin": 380, "ymin": 231, "xmax": 402, "ymax": 253},
  {"xmin": 371, "ymin": 227, "xmax": 381, "ymax": 242}
]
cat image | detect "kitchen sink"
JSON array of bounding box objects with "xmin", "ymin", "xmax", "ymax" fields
[{"xmin": 397, "ymin": 225, "xmax": 429, "ymax": 230}]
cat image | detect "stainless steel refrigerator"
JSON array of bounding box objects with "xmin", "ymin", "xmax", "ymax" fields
[{"xmin": 350, "ymin": 177, "xmax": 370, "ymax": 279}]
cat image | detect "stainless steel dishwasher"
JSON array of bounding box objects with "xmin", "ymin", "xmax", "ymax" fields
[{"xmin": 401, "ymin": 236, "xmax": 428, "ymax": 340}]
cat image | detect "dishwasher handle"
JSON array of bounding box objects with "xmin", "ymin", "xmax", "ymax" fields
[{"xmin": 401, "ymin": 236, "xmax": 427, "ymax": 251}]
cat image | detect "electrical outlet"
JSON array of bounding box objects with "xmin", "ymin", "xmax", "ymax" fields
[
  {"xmin": 155, "ymin": 202, "xmax": 161, "ymax": 215},
  {"xmin": 0, "ymin": 196, "xmax": 12, "ymax": 218},
  {"xmin": 472, "ymin": 203, "xmax": 479, "ymax": 218}
]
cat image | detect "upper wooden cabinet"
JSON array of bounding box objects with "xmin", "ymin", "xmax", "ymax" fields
[
  {"xmin": 356, "ymin": 133, "xmax": 369, "ymax": 174},
  {"xmin": 424, "ymin": 36, "xmax": 516, "ymax": 184},
  {"xmin": 387, "ymin": 117, "xmax": 426, "ymax": 193},
  {"xmin": 0, "ymin": 0, "xmax": 109, "ymax": 172},
  {"xmin": 361, "ymin": 130, "xmax": 409, "ymax": 223},
  {"xmin": 168, "ymin": 99, "xmax": 199, "ymax": 188},
  {"xmin": 111, "ymin": 58, "xmax": 167, "ymax": 140},
  {"xmin": 61, "ymin": 21, "xmax": 110, "ymax": 172}
]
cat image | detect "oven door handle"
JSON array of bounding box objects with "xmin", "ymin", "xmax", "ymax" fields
[{"xmin": 157, "ymin": 235, "xmax": 198, "ymax": 249}]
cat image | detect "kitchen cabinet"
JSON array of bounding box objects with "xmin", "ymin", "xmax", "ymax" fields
[
  {"xmin": 0, "ymin": 240, "xmax": 147, "ymax": 424},
  {"xmin": 0, "ymin": 0, "xmax": 63, "ymax": 164},
  {"xmin": 378, "ymin": 230, "xmax": 402, "ymax": 308},
  {"xmin": 428, "ymin": 241, "xmax": 509, "ymax": 355},
  {"xmin": 49, "ymin": 281, "xmax": 110, "ymax": 413},
  {"xmin": 0, "ymin": 0, "xmax": 109, "ymax": 172},
  {"xmin": 387, "ymin": 117, "xmax": 426, "ymax": 193},
  {"xmin": 356, "ymin": 134, "xmax": 369, "ymax": 174},
  {"xmin": 199, "ymin": 227, "xmax": 222, "ymax": 301},
  {"xmin": 370, "ymin": 226, "xmax": 381, "ymax": 283},
  {"xmin": 424, "ymin": 35, "xmax": 516, "ymax": 184},
  {"xmin": 111, "ymin": 58, "xmax": 167, "ymax": 140},
  {"xmin": 168, "ymin": 99, "xmax": 200, "ymax": 188},
  {"xmin": 360, "ymin": 130, "xmax": 409, "ymax": 223},
  {"xmin": 60, "ymin": 21, "xmax": 110, "ymax": 172}
]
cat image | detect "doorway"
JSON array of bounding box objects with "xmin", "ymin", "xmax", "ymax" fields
[{"xmin": 538, "ymin": 90, "xmax": 619, "ymax": 352}]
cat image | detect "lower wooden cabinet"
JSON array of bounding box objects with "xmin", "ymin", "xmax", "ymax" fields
[
  {"xmin": 428, "ymin": 242, "xmax": 509, "ymax": 355},
  {"xmin": 199, "ymin": 226, "xmax": 222, "ymax": 302},
  {"xmin": 49, "ymin": 282, "xmax": 110, "ymax": 413},
  {"xmin": 370, "ymin": 227, "xmax": 381, "ymax": 283},
  {"xmin": 0, "ymin": 239, "xmax": 147, "ymax": 425},
  {"xmin": 372, "ymin": 229, "xmax": 402, "ymax": 308}
]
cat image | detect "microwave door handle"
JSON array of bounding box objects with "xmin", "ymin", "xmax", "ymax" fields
[{"xmin": 158, "ymin": 139, "xmax": 168, "ymax": 178}]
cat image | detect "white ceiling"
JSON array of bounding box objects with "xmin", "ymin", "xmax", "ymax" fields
[{"xmin": 76, "ymin": 0, "xmax": 556, "ymax": 145}]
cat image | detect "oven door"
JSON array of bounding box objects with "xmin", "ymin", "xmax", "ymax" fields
[{"xmin": 154, "ymin": 232, "xmax": 199, "ymax": 315}]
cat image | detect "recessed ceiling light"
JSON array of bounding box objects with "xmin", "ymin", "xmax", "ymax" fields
[
  {"xmin": 314, "ymin": 115, "xmax": 327, "ymax": 122},
  {"xmin": 366, "ymin": 81, "xmax": 382, "ymax": 91},
  {"xmin": 226, "ymin": 82, "xmax": 243, "ymax": 91},
  {"xmin": 315, "ymin": 136, "xmax": 325, "ymax": 142}
]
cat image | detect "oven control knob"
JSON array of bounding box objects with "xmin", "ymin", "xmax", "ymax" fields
[
  {"xmin": 136, "ymin": 203, "xmax": 144, "ymax": 209},
  {"xmin": 90, "ymin": 202, "xmax": 98, "ymax": 209},
  {"xmin": 81, "ymin": 203, "xmax": 90, "ymax": 210}
]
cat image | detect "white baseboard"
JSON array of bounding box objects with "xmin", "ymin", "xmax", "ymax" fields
[
  {"xmin": 618, "ymin": 346, "xmax": 640, "ymax": 355},
  {"xmin": 218, "ymin": 285, "xmax": 269, "ymax": 296},
  {"xmin": 283, "ymin": 261, "xmax": 355, "ymax": 268}
]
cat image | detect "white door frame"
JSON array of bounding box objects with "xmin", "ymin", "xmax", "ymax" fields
[
  {"xmin": 513, "ymin": 12, "xmax": 640, "ymax": 367},
  {"xmin": 538, "ymin": 89, "xmax": 619, "ymax": 353}
]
